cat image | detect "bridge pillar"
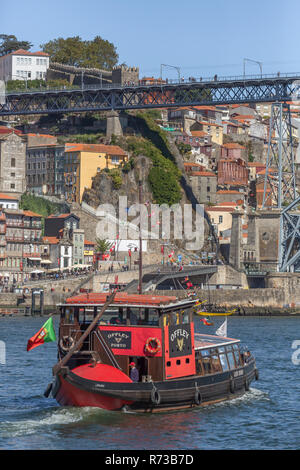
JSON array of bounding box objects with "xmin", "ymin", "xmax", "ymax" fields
[
  {"xmin": 106, "ymin": 110, "xmax": 123, "ymax": 138},
  {"xmin": 229, "ymin": 210, "xmax": 243, "ymax": 269}
]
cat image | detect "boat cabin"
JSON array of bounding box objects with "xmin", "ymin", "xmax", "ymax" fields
[{"xmin": 57, "ymin": 293, "xmax": 246, "ymax": 383}]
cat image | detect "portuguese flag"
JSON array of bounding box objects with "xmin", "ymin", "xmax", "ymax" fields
[{"xmin": 26, "ymin": 317, "xmax": 56, "ymax": 352}]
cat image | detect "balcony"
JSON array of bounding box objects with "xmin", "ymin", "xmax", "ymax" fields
[
  {"xmin": 6, "ymin": 236, "xmax": 24, "ymax": 242},
  {"xmin": 6, "ymin": 221, "xmax": 23, "ymax": 228}
]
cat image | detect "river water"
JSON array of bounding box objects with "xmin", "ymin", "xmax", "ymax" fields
[{"xmin": 0, "ymin": 314, "xmax": 299, "ymax": 450}]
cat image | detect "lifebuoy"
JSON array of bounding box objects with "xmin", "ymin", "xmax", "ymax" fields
[
  {"xmin": 145, "ymin": 337, "xmax": 161, "ymax": 355},
  {"xmin": 195, "ymin": 389, "xmax": 202, "ymax": 405},
  {"xmin": 59, "ymin": 335, "xmax": 74, "ymax": 352},
  {"xmin": 151, "ymin": 388, "xmax": 161, "ymax": 405}
]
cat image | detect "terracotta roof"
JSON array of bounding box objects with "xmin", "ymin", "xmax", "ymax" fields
[
  {"xmin": 84, "ymin": 240, "xmax": 95, "ymax": 246},
  {"xmin": 25, "ymin": 133, "xmax": 56, "ymax": 138},
  {"xmin": 47, "ymin": 213, "xmax": 73, "ymax": 219},
  {"xmin": 217, "ymin": 202, "xmax": 240, "ymax": 206},
  {"xmin": 184, "ymin": 162, "xmax": 204, "ymax": 167},
  {"xmin": 247, "ymin": 162, "xmax": 266, "ymax": 167},
  {"xmin": 190, "ymin": 171, "xmax": 216, "ymax": 177},
  {"xmin": 231, "ymin": 104, "xmax": 250, "ymax": 108},
  {"xmin": 231, "ymin": 114, "xmax": 255, "ymax": 121},
  {"xmin": 4, "ymin": 49, "xmax": 49, "ymax": 57},
  {"xmin": 206, "ymin": 207, "xmax": 235, "ymax": 212},
  {"xmin": 190, "ymin": 131, "xmax": 209, "ymax": 137},
  {"xmin": 43, "ymin": 236, "xmax": 59, "ymax": 244},
  {"xmin": 217, "ymin": 190, "xmax": 242, "ymax": 194},
  {"xmin": 222, "ymin": 143, "xmax": 245, "ymax": 149},
  {"xmin": 23, "ymin": 210, "xmax": 42, "ymax": 218},
  {"xmin": 198, "ymin": 121, "xmax": 222, "ymax": 127},
  {"xmin": 0, "ymin": 193, "xmax": 18, "ymax": 200},
  {"xmin": 257, "ymin": 168, "xmax": 276, "ymax": 175},
  {"xmin": 0, "ymin": 126, "xmax": 22, "ymax": 135},
  {"xmin": 65, "ymin": 143, "xmax": 127, "ymax": 155}
]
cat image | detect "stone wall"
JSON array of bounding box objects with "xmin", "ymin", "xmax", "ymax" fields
[
  {"xmin": 0, "ymin": 133, "xmax": 26, "ymax": 194},
  {"xmin": 153, "ymin": 287, "xmax": 286, "ymax": 310}
]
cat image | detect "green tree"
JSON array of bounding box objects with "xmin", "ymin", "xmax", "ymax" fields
[
  {"xmin": 81, "ymin": 36, "xmax": 118, "ymax": 70},
  {"xmin": 40, "ymin": 36, "xmax": 85, "ymax": 67},
  {"xmin": 95, "ymin": 238, "xmax": 113, "ymax": 255},
  {"xmin": 41, "ymin": 35, "xmax": 119, "ymax": 70},
  {"xmin": 0, "ymin": 34, "xmax": 32, "ymax": 56}
]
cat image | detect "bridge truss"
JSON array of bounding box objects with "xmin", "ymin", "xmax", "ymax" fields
[
  {"xmin": 262, "ymin": 102, "xmax": 300, "ymax": 272},
  {"xmin": 1, "ymin": 74, "xmax": 300, "ymax": 116}
]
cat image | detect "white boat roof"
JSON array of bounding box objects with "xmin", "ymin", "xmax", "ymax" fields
[{"xmin": 194, "ymin": 333, "xmax": 240, "ymax": 350}]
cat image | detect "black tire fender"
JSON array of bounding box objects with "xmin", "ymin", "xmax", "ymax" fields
[
  {"xmin": 151, "ymin": 388, "xmax": 161, "ymax": 405},
  {"xmin": 255, "ymin": 368, "xmax": 259, "ymax": 381},
  {"xmin": 230, "ymin": 377, "xmax": 235, "ymax": 394},
  {"xmin": 195, "ymin": 389, "xmax": 202, "ymax": 405}
]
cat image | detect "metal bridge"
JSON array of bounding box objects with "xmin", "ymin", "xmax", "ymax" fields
[{"xmin": 2, "ymin": 72, "xmax": 300, "ymax": 116}]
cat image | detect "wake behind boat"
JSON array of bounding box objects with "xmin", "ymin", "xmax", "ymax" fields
[{"xmin": 45, "ymin": 292, "xmax": 259, "ymax": 412}]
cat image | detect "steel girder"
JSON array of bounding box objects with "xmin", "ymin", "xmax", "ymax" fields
[
  {"xmin": 262, "ymin": 103, "xmax": 297, "ymax": 209},
  {"xmin": 262, "ymin": 102, "xmax": 300, "ymax": 272},
  {"xmin": 1, "ymin": 77, "xmax": 300, "ymax": 116},
  {"xmin": 279, "ymin": 197, "xmax": 300, "ymax": 272}
]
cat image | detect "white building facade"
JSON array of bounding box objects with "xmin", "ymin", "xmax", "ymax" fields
[{"xmin": 0, "ymin": 49, "xmax": 50, "ymax": 82}]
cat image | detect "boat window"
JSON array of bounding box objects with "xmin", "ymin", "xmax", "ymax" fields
[
  {"xmin": 83, "ymin": 308, "xmax": 94, "ymax": 323},
  {"xmin": 227, "ymin": 352, "xmax": 236, "ymax": 369},
  {"xmin": 202, "ymin": 356, "xmax": 212, "ymax": 374},
  {"xmin": 65, "ymin": 307, "xmax": 74, "ymax": 324},
  {"xmin": 147, "ymin": 309, "xmax": 159, "ymax": 326},
  {"xmin": 78, "ymin": 308, "xmax": 85, "ymax": 323},
  {"xmin": 186, "ymin": 358, "xmax": 190, "ymax": 364},
  {"xmin": 100, "ymin": 307, "xmax": 124, "ymax": 325},
  {"xmin": 201, "ymin": 349, "xmax": 210, "ymax": 357},
  {"xmin": 218, "ymin": 347, "xmax": 225, "ymax": 354},
  {"xmin": 233, "ymin": 349, "xmax": 243, "ymax": 367},
  {"xmin": 166, "ymin": 361, "xmax": 171, "ymax": 367},
  {"xmin": 182, "ymin": 311, "xmax": 189, "ymax": 324},
  {"xmin": 219, "ymin": 353, "xmax": 229, "ymax": 371},
  {"xmin": 211, "ymin": 354, "xmax": 222, "ymax": 373},
  {"xmin": 170, "ymin": 312, "xmax": 178, "ymax": 325},
  {"xmin": 196, "ymin": 358, "xmax": 204, "ymax": 375},
  {"xmin": 176, "ymin": 359, "xmax": 181, "ymax": 365}
]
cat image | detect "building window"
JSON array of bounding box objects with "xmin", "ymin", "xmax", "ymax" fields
[
  {"xmin": 219, "ymin": 215, "xmax": 223, "ymax": 223},
  {"xmin": 11, "ymin": 158, "xmax": 16, "ymax": 167},
  {"xmin": 111, "ymin": 156, "xmax": 119, "ymax": 164},
  {"xmin": 10, "ymin": 183, "xmax": 15, "ymax": 189}
]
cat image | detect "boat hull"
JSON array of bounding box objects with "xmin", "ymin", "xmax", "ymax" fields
[{"xmin": 51, "ymin": 360, "xmax": 258, "ymax": 412}]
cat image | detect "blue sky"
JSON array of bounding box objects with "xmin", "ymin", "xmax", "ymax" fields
[{"xmin": 2, "ymin": 0, "xmax": 300, "ymax": 79}]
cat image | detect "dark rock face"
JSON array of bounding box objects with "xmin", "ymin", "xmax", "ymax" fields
[{"xmin": 82, "ymin": 157, "xmax": 153, "ymax": 211}]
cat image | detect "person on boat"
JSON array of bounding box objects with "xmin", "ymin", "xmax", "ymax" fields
[{"xmin": 129, "ymin": 362, "xmax": 139, "ymax": 382}]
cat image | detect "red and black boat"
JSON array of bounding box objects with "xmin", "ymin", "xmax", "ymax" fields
[{"xmin": 46, "ymin": 291, "xmax": 259, "ymax": 412}]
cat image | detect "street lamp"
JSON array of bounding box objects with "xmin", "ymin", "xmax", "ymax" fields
[
  {"xmin": 243, "ymin": 58, "xmax": 263, "ymax": 78},
  {"xmin": 160, "ymin": 64, "xmax": 181, "ymax": 83}
]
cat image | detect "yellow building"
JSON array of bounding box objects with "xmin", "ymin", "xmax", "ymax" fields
[
  {"xmin": 191, "ymin": 121, "xmax": 223, "ymax": 145},
  {"xmin": 64, "ymin": 143, "xmax": 128, "ymax": 203}
]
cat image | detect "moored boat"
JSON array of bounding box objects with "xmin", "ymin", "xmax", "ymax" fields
[{"xmin": 47, "ymin": 292, "xmax": 259, "ymax": 412}]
